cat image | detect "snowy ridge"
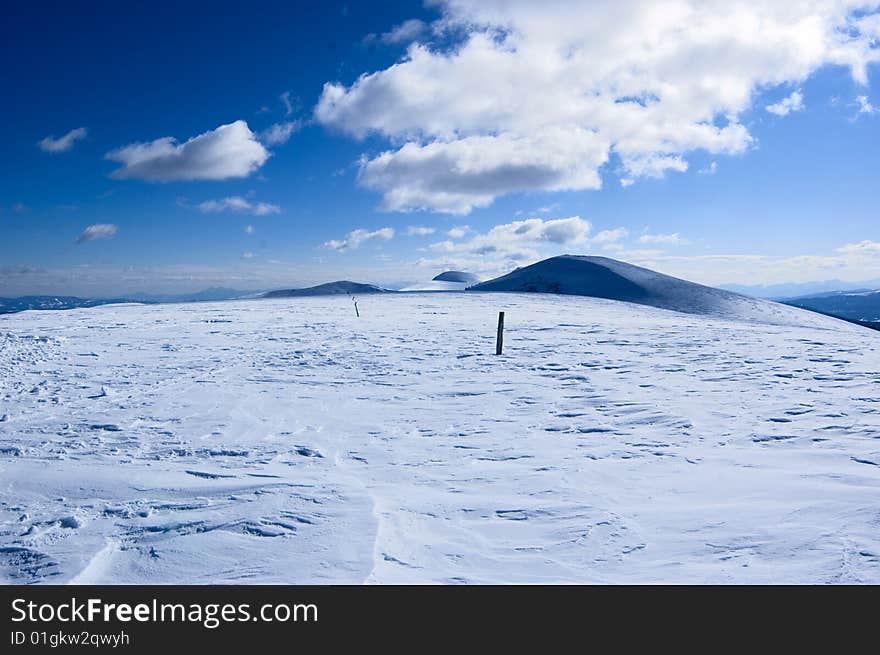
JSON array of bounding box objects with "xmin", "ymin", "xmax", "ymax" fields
[{"xmin": 469, "ymin": 255, "xmax": 835, "ymax": 327}]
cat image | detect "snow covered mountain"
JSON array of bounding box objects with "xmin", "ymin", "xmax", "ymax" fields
[
  {"xmin": 469, "ymin": 255, "xmax": 826, "ymax": 326},
  {"xmin": 400, "ymin": 270, "xmax": 481, "ymax": 292},
  {"xmin": 1, "ymin": 293, "xmax": 877, "ymax": 584},
  {"xmin": 263, "ymin": 281, "xmax": 393, "ymax": 297},
  {"xmin": 433, "ymin": 271, "xmax": 480, "ymax": 284}
]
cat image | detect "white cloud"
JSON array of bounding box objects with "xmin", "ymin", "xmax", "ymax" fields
[
  {"xmin": 107, "ymin": 121, "xmax": 269, "ymax": 181},
  {"xmin": 39, "ymin": 127, "xmax": 87, "ymax": 153},
  {"xmin": 446, "ymin": 226, "xmax": 470, "ymax": 238},
  {"xmin": 241, "ymin": 251, "xmax": 255, "ymax": 259},
  {"xmin": 593, "ymin": 228, "xmax": 629, "ymax": 245},
  {"xmin": 611, "ymin": 247, "xmax": 880, "ymax": 287},
  {"xmin": 259, "ymin": 120, "xmax": 301, "ymax": 146},
  {"xmin": 406, "ymin": 225, "xmax": 436, "ymax": 236},
  {"xmin": 280, "ymin": 91, "xmax": 296, "ymax": 116},
  {"xmin": 316, "ymin": 1, "xmax": 880, "ymax": 213},
  {"xmin": 358, "ymin": 127, "xmax": 608, "ymax": 214},
  {"xmin": 766, "ymin": 90, "xmax": 805, "ymax": 116},
  {"xmin": 421, "ymin": 216, "xmax": 591, "ymax": 272},
  {"xmin": 699, "ymin": 161, "xmax": 718, "ymax": 175},
  {"xmin": 639, "ymin": 232, "xmax": 688, "ymax": 245},
  {"xmin": 325, "ymin": 227, "xmax": 395, "ymax": 252},
  {"xmin": 198, "ymin": 196, "xmax": 280, "ymax": 216},
  {"xmin": 76, "ymin": 223, "xmax": 118, "ymax": 243},
  {"xmin": 381, "ymin": 19, "xmax": 427, "ymax": 44},
  {"xmin": 836, "ymin": 240, "xmax": 880, "ymax": 255},
  {"xmin": 855, "ymin": 95, "xmax": 878, "ymax": 115},
  {"xmin": 245, "ymin": 224, "xmax": 254, "ymax": 235}
]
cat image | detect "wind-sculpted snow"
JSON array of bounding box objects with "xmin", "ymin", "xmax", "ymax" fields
[{"xmin": 1, "ymin": 294, "xmax": 878, "ymax": 584}]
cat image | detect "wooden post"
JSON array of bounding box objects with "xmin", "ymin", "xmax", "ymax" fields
[
  {"xmin": 354, "ymin": 300, "xmax": 360, "ymax": 317},
  {"xmin": 496, "ymin": 311, "xmax": 505, "ymax": 355}
]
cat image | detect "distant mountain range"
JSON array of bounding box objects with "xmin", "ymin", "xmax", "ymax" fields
[
  {"xmin": 780, "ymin": 288, "xmax": 880, "ymax": 328},
  {"xmin": 0, "ymin": 287, "xmax": 257, "ymax": 316},
  {"xmin": 720, "ymin": 279, "xmax": 880, "ymax": 300},
  {"xmin": 0, "ymin": 296, "xmax": 132, "ymax": 315},
  {"xmin": 125, "ymin": 287, "xmax": 258, "ymax": 303}
]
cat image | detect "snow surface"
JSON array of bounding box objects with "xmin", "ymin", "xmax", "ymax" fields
[{"xmin": 1, "ymin": 293, "xmax": 879, "ymax": 584}]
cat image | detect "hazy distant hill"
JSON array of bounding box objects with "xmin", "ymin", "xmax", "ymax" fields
[
  {"xmin": 400, "ymin": 270, "xmax": 481, "ymax": 291},
  {"xmin": 0, "ymin": 288, "xmax": 260, "ymax": 315},
  {"xmin": 721, "ymin": 279, "xmax": 880, "ymax": 299},
  {"xmin": 782, "ymin": 289, "xmax": 880, "ymax": 325},
  {"xmin": 125, "ymin": 287, "xmax": 256, "ymax": 303},
  {"xmin": 433, "ymin": 271, "xmax": 480, "ymax": 284},
  {"xmin": 0, "ymin": 296, "xmax": 131, "ymax": 315},
  {"xmin": 263, "ymin": 281, "xmax": 393, "ymax": 298}
]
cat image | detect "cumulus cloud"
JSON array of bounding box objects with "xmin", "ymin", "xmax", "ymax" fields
[
  {"xmin": 316, "ymin": 1, "xmax": 880, "ymax": 213},
  {"xmin": 766, "ymin": 90, "xmax": 805, "ymax": 116},
  {"xmin": 39, "ymin": 127, "xmax": 87, "ymax": 153},
  {"xmin": 837, "ymin": 240, "xmax": 880, "ymax": 255},
  {"xmin": 245, "ymin": 224, "xmax": 255, "ymax": 235},
  {"xmin": 446, "ymin": 226, "xmax": 470, "ymax": 238},
  {"xmin": 406, "ymin": 225, "xmax": 436, "ymax": 236},
  {"xmin": 855, "ymin": 95, "xmax": 878, "ymax": 115},
  {"xmin": 259, "ymin": 120, "xmax": 301, "ymax": 146},
  {"xmin": 699, "ymin": 161, "xmax": 718, "ymax": 175},
  {"xmin": 280, "ymin": 91, "xmax": 298, "ymax": 116},
  {"xmin": 420, "ymin": 216, "xmax": 592, "ymax": 272},
  {"xmin": 381, "ymin": 19, "xmax": 427, "ymax": 44},
  {"xmin": 358, "ymin": 128, "xmax": 608, "ymax": 214},
  {"xmin": 198, "ymin": 196, "xmax": 280, "ymax": 216},
  {"xmin": 77, "ymin": 223, "xmax": 118, "ymax": 243},
  {"xmin": 325, "ymin": 227, "xmax": 395, "ymax": 252},
  {"xmin": 106, "ymin": 121, "xmax": 269, "ymax": 181},
  {"xmin": 593, "ymin": 228, "xmax": 630, "ymax": 246},
  {"xmin": 639, "ymin": 232, "xmax": 688, "ymax": 245},
  {"xmin": 609, "ymin": 246, "xmax": 880, "ymax": 288}
]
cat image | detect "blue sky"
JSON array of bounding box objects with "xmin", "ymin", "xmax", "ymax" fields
[{"xmin": 1, "ymin": 1, "xmax": 879, "ymax": 296}]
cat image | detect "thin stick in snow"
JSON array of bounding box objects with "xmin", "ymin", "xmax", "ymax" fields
[{"xmin": 496, "ymin": 311, "xmax": 504, "ymax": 355}]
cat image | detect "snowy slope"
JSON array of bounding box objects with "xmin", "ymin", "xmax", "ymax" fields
[
  {"xmin": 1, "ymin": 294, "xmax": 878, "ymax": 584},
  {"xmin": 470, "ymin": 255, "xmax": 823, "ymax": 326}
]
